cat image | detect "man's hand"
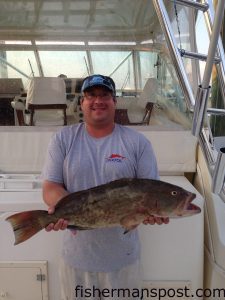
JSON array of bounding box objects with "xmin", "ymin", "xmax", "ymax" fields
[
  {"xmin": 143, "ymin": 216, "xmax": 169, "ymax": 225},
  {"xmin": 43, "ymin": 180, "xmax": 71, "ymax": 232},
  {"xmin": 45, "ymin": 206, "xmax": 69, "ymax": 232}
]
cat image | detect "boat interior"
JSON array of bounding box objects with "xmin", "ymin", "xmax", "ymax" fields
[{"xmin": 0, "ymin": 1, "xmax": 225, "ymax": 299}]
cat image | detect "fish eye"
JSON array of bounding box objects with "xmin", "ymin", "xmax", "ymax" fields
[{"xmin": 171, "ymin": 191, "xmax": 178, "ymax": 196}]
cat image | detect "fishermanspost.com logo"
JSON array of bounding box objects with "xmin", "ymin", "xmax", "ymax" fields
[{"xmin": 74, "ymin": 285, "xmax": 225, "ymax": 299}]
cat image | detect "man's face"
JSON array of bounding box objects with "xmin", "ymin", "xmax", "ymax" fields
[{"xmin": 81, "ymin": 86, "xmax": 116, "ymax": 126}]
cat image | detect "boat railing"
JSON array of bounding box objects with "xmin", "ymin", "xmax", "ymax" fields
[
  {"xmin": 212, "ymin": 147, "xmax": 225, "ymax": 194},
  {"xmin": 154, "ymin": 0, "xmax": 225, "ymax": 196},
  {"xmin": 153, "ymin": 0, "xmax": 195, "ymax": 110}
]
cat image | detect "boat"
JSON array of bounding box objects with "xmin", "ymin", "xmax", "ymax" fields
[{"xmin": 0, "ymin": 0, "xmax": 225, "ymax": 299}]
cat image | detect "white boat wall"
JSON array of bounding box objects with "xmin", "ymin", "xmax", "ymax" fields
[
  {"xmin": 0, "ymin": 1, "xmax": 225, "ymax": 300},
  {"xmin": 0, "ymin": 126, "xmax": 204, "ymax": 300}
]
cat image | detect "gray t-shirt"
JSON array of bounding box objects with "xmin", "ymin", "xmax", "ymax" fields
[{"xmin": 42, "ymin": 123, "xmax": 159, "ymax": 272}]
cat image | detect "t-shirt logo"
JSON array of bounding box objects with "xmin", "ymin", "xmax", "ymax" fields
[{"xmin": 106, "ymin": 154, "xmax": 126, "ymax": 163}]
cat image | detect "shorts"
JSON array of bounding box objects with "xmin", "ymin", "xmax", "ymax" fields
[{"xmin": 59, "ymin": 258, "xmax": 141, "ymax": 300}]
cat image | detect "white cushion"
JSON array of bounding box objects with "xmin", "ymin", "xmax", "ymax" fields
[
  {"xmin": 26, "ymin": 77, "xmax": 67, "ymax": 108},
  {"xmin": 0, "ymin": 128, "xmax": 196, "ymax": 174}
]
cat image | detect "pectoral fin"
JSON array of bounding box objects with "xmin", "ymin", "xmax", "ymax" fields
[
  {"xmin": 123, "ymin": 224, "xmax": 139, "ymax": 234},
  {"xmin": 120, "ymin": 212, "xmax": 148, "ymax": 234}
]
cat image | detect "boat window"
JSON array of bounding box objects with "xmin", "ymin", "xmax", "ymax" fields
[
  {"xmin": 38, "ymin": 51, "xmax": 89, "ymax": 78},
  {"xmin": 0, "ymin": 50, "xmax": 39, "ymax": 86},
  {"xmin": 0, "ymin": 0, "xmax": 200, "ymax": 129},
  {"xmin": 91, "ymin": 51, "xmax": 134, "ymax": 92},
  {"xmin": 195, "ymin": 11, "xmax": 210, "ymax": 82},
  {"xmin": 139, "ymin": 52, "xmax": 158, "ymax": 89}
]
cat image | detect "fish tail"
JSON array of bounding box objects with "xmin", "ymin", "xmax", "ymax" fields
[{"xmin": 6, "ymin": 210, "xmax": 49, "ymax": 245}]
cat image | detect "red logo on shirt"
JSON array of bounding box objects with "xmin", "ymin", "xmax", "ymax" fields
[{"xmin": 106, "ymin": 154, "xmax": 126, "ymax": 162}]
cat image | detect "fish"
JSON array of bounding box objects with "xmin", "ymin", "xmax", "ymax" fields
[{"xmin": 6, "ymin": 178, "xmax": 201, "ymax": 245}]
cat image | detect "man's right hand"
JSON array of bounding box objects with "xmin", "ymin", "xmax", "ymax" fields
[
  {"xmin": 45, "ymin": 206, "xmax": 69, "ymax": 232},
  {"xmin": 43, "ymin": 180, "xmax": 70, "ymax": 232}
]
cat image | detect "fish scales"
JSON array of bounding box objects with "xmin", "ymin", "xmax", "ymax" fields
[
  {"xmin": 61, "ymin": 183, "xmax": 141, "ymax": 227},
  {"xmin": 6, "ymin": 178, "xmax": 201, "ymax": 245},
  {"xmin": 61, "ymin": 178, "xmax": 189, "ymax": 229}
]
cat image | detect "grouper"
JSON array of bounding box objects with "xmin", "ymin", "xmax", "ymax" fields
[{"xmin": 6, "ymin": 178, "xmax": 201, "ymax": 245}]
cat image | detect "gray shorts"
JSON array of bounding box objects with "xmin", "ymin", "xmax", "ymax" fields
[{"xmin": 59, "ymin": 258, "xmax": 141, "ymax": 300}]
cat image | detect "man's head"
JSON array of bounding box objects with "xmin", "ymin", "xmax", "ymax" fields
[
  {"xmin": 80, "ymin": 75, "xmax": 117, "ymax": 128},
  {"xmin": 81, "ymin": 74, "xmax": 116, "ymax": 97}
]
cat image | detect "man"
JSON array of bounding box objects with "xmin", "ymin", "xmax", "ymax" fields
[{"xmin": 42, "ymin": 74, "xmax": 169, "ymax": 300}]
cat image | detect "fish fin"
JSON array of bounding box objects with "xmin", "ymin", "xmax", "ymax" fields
[
  {"xmin": 67, "ymin": 225, "xmax": 93, "ymax": 230},
  {"xmin": 123, "ymin": 224, "xmax": 138, "ymax": 234},
  {"xmin": 6, "ymin": 210, "xmax": 48, "ymax": 245},
  {"xmin": 120, "ymin": 212, "xmax": 147, "ymax": 234}
]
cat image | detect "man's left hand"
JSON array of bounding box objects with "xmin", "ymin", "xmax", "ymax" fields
[{"xmin": 143, "ymin": 216, "xmax": 169, "ymax": 225}]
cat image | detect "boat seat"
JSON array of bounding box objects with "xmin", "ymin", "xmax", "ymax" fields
[
  {"xmin": 12, "ymin": 77, "xmax": 68, "ymax": 126},
  {"xmin": 114, "ymin": 109, "xmax": 130, "ymax": 125},
  {"xmin": 26, "ymin": 77, "xmax": 67, "ymax": 126},
  {"xmin": 0, "ymin": 78, "xmax": 24, "ymax": 95},
  {"xmin": 115, "ymin": 102, "xmax": 154, "ymax": 125},
  {"xmin": 28, "ymin": 103, "xmax": 67, "ymax": 126},
  {"xmin": 11, "ymin": 94, "xmax": 29, "ymax": 126},
  {"xmin": 116, "ymin": 78, "xmax": 158, "ymax": 124}
]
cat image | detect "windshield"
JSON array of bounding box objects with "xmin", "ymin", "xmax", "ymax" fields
[{"xmin": 0, "ymin": 0, "xmax": 198, "ymax": 129}]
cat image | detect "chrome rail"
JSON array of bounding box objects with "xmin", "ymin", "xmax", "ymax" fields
[
  {"xmin": 161, "ymin": 0, "xmax": 225, "ymax": 196},
  {"xmin": 212, "ymin": 148, "xmax": 225, "ymax": 194},
  {"xmin": 194, "ymin": 0, "xmax": 225, "ymax": 195},
  {"xmin": 203, "ymin": 0, "xmax": 225, "ymax": 106},
  {"xmin": 179, "ymin": 49, "xmax": 221, "ymax": 64},
  {"xmin": 199, "ymin": 130, "xmax": 215, "ymax": 169},
  {"xmin": 192, "ymin": 0, "xmax": 225, "ymax": 137},
  {"xmin": 192, "ymin": 86, "xmax": 211, "ymax": 137},
  {"xmin": 153, "ymin": 0, "xmax": 195, "ymax": 110},
  {"xmin": 199, "ymin": 129, "xmax": 225, "ymax": 197},
  {"xmin": 201, "ymin": 1, "xmax": 225, "ymax": 89},
  {"xmin": 169, "ymin": 0, "xmax": 209, "ymax": 12},
  {"xmin": 207, "ymin": 108, "xmax": 225, "ymax": 116}
]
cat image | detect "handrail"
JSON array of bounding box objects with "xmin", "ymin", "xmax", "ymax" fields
[
  {"xmin": 192, "ymin": 0, "xmax": 225, "ymax": 137},
  {"xmin": 212, "ymin": 147, "xmax": 225, "ymax": 194},
  {"xmin": 199, "ymin": 129, "xmax": 215, "ymax": 168},
  {"xmin": 207, "ymin": 108, "xmax": 225, "ymax": 116},
  {"xmin": 201, "ymin": 1, "xmax": 225, "ymax": 89},
  {"xmin": 203, "ymin": 0, "xmax": 225, "ymax": 107},
  {"xmin": 153, "ymin": 0, "xmax": 195, "ymax": 110},
  {"xmin": 169, "ymin": 0, "xmax": 209, "ymax": 12},
  {"xmin": 179, "ymin": 49, "xmax": 221, "ymax": 64}
]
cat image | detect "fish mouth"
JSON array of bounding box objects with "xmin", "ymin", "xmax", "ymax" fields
[{"xmin": 184, "ymin": 193, "xmax": 201, "ymax": 215}]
